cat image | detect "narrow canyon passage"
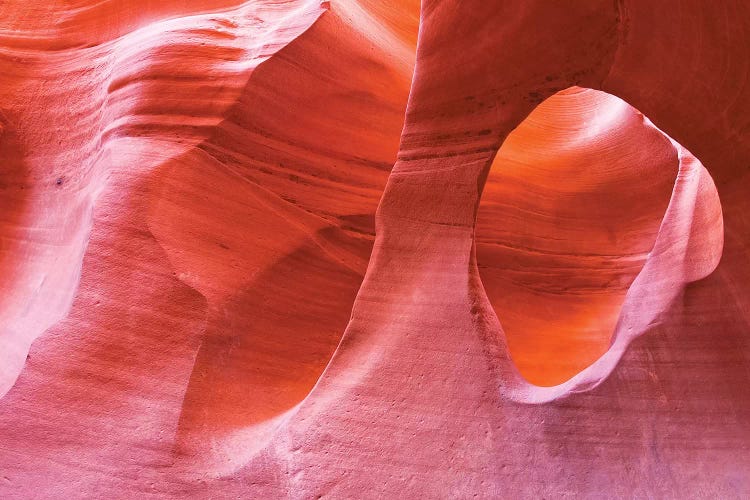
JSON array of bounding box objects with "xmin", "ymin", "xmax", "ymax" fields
[{"xmin": 0, "ymin": 0, "xmax": 748, "ymax": 498}]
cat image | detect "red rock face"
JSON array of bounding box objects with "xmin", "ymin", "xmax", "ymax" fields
[{"xmin": 0, "ymin": 0, "xmax": 747, "ymax": 498}]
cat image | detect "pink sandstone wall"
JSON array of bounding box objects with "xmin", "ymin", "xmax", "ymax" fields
[{"xmin": 0, "ymin": 0, "xmax": 747, "ymax": 497}]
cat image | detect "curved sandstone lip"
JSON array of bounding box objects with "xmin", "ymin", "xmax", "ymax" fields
[
  {"xmin": 497, "ymin": 133, "xmax": 723, "ymax": 402},
  {"xmin": 0, "ymin": 0, "xmax": 331, "ymax": 399},
  {"xmin": 0, "ymin": 0, "xmax": 421, "ymax": 487},
  {"xmin": 477, "ymin": 87, "xmax": 723, "ymax": 391}
]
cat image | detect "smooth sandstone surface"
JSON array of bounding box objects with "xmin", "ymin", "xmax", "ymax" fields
[
  {"xmin": 478, "ymin": 87, "xmax": 682, "ymax": 387},
  {"xmin": 0, "ymin": 0, "xmax": 748, "ymax": 498}
]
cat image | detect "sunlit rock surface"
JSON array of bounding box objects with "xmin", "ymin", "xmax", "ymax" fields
[{"xmin": 0, "ymin": 0, "xmax": 747, "ymax": 498}]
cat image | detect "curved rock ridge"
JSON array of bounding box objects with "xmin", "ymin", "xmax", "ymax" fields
[
  {"xmin": 476, "ymin": 87, "xmax": 721, "ymax": 388},
  {"xmin": 0, "ymin": 0, "xmax": 420, "ymax": 493},
  {"xmin": 0, "ymin": 0, "xmax": 330, "ymax": 400},
  {"xmin": 0, "ymin": 0, "xmax": 748, "ymax": 498}
]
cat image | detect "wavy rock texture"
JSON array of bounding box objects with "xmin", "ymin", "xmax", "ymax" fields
[
  {"xmin": 477, "ymin": 87, "xmax": 684, "ymax": 387},
  {"xmin": 0, "ymin": 0, "xmax": 748, "ymax": 498}
]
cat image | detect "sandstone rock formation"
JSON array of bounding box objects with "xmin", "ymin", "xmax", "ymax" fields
[{"xmin": 0, "ymin": 0, "xmax": 747, "ymax": 498}]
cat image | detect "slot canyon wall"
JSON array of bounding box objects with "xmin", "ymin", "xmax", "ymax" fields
[{"xmin": 0, "ymin": 0, "xmax": 748, "ymax": 498}]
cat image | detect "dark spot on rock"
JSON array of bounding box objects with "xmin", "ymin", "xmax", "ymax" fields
[
  {"xmin": 478, "ymin": 129, "xmax": 492, "ymax": 136},
  {"xmin": 56, "ymin": 177, "xmax": 63, "ymax": 186}
]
